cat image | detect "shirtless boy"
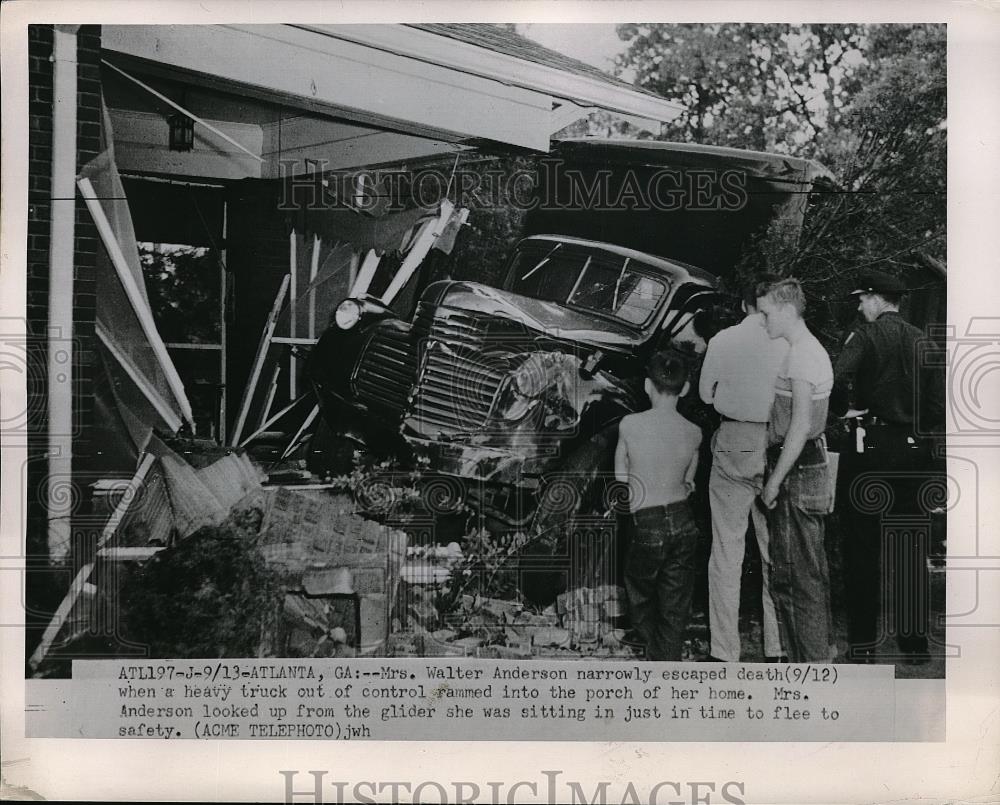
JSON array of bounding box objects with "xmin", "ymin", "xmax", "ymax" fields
[{"xmin": 615, "ymin": 352, "xmax": 702, "ymax": 661}]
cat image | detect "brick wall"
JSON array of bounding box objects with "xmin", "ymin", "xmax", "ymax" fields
[
  {"xmin": 25, "ymin": 24, "xmax": 103, "ymax": 565},
  {"xmin": 73, "ymin": 25, "xmax": 103, "ymax": 483},
  {"xmin": 26, "ymin": 24, "xmax": 55, "ymax": 565}
]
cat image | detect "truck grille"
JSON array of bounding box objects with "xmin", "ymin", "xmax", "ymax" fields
[
  {"xmin": 352, "ymin": 324, "xmax": 418, "ymax": 418},
  {"xmin": 406, "ymin": 306, "xmax": 507, "ymax": 437}
]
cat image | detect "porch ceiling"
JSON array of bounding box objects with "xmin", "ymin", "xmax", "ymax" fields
[{"xmin": 101, "ymin": 58, "xmax": 469, "ymax": 181}]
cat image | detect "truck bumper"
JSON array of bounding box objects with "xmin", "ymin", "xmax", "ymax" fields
[{"xmin": 402, "ymin": 436, "xmax": 548, "ymax": 488}]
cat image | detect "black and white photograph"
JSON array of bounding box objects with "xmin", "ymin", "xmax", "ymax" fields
[{"xmin": 1, "ymin": 2, "xmax": 998, "ymax": 802}]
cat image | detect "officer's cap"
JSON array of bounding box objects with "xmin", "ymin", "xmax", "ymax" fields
[{"xmin": 849, "ymin": 270, "xmax": 908, "ymax": 297}]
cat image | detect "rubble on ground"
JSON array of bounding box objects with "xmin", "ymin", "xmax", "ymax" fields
[
  {"xmin": 388, "ymin": 586, "xmax": 643, "ymax": 660},
  {"xmin": 36, "ymin": 435, "xmax": 717, "ymax": 668}
]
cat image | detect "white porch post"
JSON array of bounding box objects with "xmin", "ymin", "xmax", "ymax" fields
[{"xmin": 47, "ymin": 24, "xmax": 80, "ymax": 563}]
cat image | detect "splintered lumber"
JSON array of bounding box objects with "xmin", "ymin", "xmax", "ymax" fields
[
  {"xmin": 289, "ymin": 230, "xmax": 298, "ymax": 400},
  {"xmin": 278, "ymin": 404, "xmax": 319, "ymax": 461},
  {"xmin": 29, "ymin": 453, "xmax": 156, "ymax": 672},
  {"xmin": 196, "ymin": 452, "xmax": 265, "ymax": 510},
  {"xmin": 350, "ymin": 249, "xmax": 381, "ymax": 297},
  {"xmin": 78, "ymin": 177, "xmax": 192, "ymax": 427},
  {"xmin": 97, "ymin": 546, "xmax": 166, "ymax": 561},
  {"xmin": 258, "ymin": 364, "xmax": 281, "ymax": 430},
  {"xmin": 161, "ymin": 449, "xmax": 264, "ymax": 539},
  {"xmin": 381, "ymin": 200, "xmax": 454, "ymax": 305},
  {"xmin": 239, "ymin": 393, "xmax": 309, "ymax": 448},
  {"xmin": 230, "ymin": 273, "xmax": 290, "ymax": 446},
  {"xmin": 160, "ymin": 451, "xmax": 228, "ymax": 536}
]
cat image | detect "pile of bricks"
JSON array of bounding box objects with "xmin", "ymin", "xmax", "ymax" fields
[
  {"xmin": 257, "ymin": 487, "xmax": 407, "ymax": 656},
  {"xmin": 389, "ymin": 587, "xmax": 639, "ymax": 660}
]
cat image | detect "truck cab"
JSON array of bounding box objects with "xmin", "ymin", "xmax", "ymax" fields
[{"xmin": 309, "ymin": 235, "xmax": 716, "ymax": 519}]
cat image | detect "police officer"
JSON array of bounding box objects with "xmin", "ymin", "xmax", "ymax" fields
[{"xmin": 832, "ymin": 269, "xmax": 940, "ymax": 665}]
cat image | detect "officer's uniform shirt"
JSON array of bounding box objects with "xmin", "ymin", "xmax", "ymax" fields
[{"xmin": 832, "ymin": 311, "xmax": 923, "ymax": 428}]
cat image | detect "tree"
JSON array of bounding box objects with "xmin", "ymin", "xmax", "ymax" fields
[
  {"xmin": 754, "ymin": 25, "xmax": 946, "ymax": 343},
  {"xmin": 614, "ymin": 24, "xmax": 946, "ymax": 344},
  {"xmin": 423, "ymin": 154, "xmax": 536, "ymax": 289},
  {"xmin": 139, "ymin": 244, "xmax": 222, "ymax": 344},
  {"xmin": 615, "ymin": 24, "xmax": 868, "ymax": 158}
]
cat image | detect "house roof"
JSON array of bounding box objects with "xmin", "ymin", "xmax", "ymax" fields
[
  {"xmin": 101, "ymin": 23, "xmax": 684, "ymax": 159},
  {"xmin": 407, "ymin": 23, "xmax": 659, "ymax": 101}
]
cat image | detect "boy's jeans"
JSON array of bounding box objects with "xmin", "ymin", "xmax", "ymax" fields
[
  {"xmin": 766, "ymin": 438, "xmax": 833, "ymax": 663},
  {"xmin": 625, "ymin": 500, "xmax": 700, "ymax": 661}
]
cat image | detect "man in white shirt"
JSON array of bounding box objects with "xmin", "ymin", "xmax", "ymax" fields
[
  {"xmin": 700, "ymin": 286, "xmax": 789, "ymax": 662},
  {"xmin": 757, "ymin": 278, "xmax": 835, "ymax": 663}
]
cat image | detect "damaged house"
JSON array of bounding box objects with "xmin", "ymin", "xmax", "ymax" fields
[{"xmin": 24, "ymin": 23, "xmax": 689, "ymax": 669}]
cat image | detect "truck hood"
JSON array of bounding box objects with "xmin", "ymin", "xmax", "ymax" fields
[{"xmin": 432, "ymin": 281, "xmax": 642, "ymax": 349}]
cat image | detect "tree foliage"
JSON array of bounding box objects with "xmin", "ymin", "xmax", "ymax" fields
[
  {"xmin": 614, "ymin": 24, "xmax": 946, "ymax": 341},
  {"xmin": 139, "ymin": 244, "xmax": 222, "ymax": 343},
  {"xmin": 422, "ymin": 154, "xmax": 535, "ymax": 289}
]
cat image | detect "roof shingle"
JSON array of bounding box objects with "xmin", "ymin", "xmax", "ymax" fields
[{"xmin": 406, "ymin": 23, "xmax": 662, "ymax": 100}]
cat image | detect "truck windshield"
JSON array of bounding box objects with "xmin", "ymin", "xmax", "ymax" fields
[{"xmin": 505, "ymin": 244, "xmax": 669, "ymax": 326}]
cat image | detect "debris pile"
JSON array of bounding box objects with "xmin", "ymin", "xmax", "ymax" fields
[
  {"xmin": 389, "ymin": 585, "xmax": 640, "ymax": 660},
  {"xmin": 399, "ymin": 543, "xmax": 463, "ymax": 586},
  {"xmin": 119, "ymin": 522, "xmax": 282, "ymax": 659},
  {"xmin": 256, "ymin": 487, "xmax": 407, "ymax": 657},
  {"xmin": 30, "ymin": 457, "xmax": 410, "ymax": 674}
]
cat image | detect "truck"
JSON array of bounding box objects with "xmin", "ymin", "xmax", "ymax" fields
[{"xmin": 306, "ymin": 139, "xmax": 834, "ymax": 597}]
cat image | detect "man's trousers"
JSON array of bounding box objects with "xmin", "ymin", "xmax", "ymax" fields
[
  {"xmin": 766, "ymin": 438, "xmax": 833, "ymax": 663},
  {"xmin": 708, "ymin": 420, "xmax": 783, "ymax": 661},
  {"xmin": 838, "ymin": 425, "xmax": 938, "ymax": 658}
]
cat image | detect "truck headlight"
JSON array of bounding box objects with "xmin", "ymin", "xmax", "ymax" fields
[{"xmin": 334, "ymin": 299, "xmax": 362, "ymax": 330}]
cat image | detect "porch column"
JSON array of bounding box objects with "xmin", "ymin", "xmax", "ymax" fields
[{"xmin": 47, "ymin": 24, "xmax": 80, "ymax": 562}]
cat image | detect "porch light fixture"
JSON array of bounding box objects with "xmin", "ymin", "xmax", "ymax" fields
[{"xmin": 168, "ymin": 113, "xmax": 194, "ymax": 151}]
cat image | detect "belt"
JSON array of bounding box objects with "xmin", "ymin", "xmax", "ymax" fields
[
  {"xmin": 719, "ymin": 415, "xmax": 766, "ymax": 425},
  {"xmin": 858, "ymin": 416, "xmax": 914, "ymax": 430},
  {"xmin": 766, "ymin": 435, "xmax": 827, "ymax": 464},
  {"xmin": 855, "ymin": 423, "xmax": 927, "ymax": 453},
  {"xmin": 631, "ymin": 499, "xmax": 692, "ymax": 522}
]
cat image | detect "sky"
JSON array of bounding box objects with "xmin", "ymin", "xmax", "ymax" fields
[{"xmin": 519, "ymin": 23, "xmax": 627, "ymax": 74}]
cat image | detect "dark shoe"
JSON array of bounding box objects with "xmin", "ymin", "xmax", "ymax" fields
[
  {"xmin": 764, "ymin": 655, "xmax": 789, "ymax": 663},
  {"xmin": 620, "ymin": 631, "xmax": 647, "ymax": 648},
  {"xmin": 699, "ymin": 655, "xmax": 725, "ymax": 662}
]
